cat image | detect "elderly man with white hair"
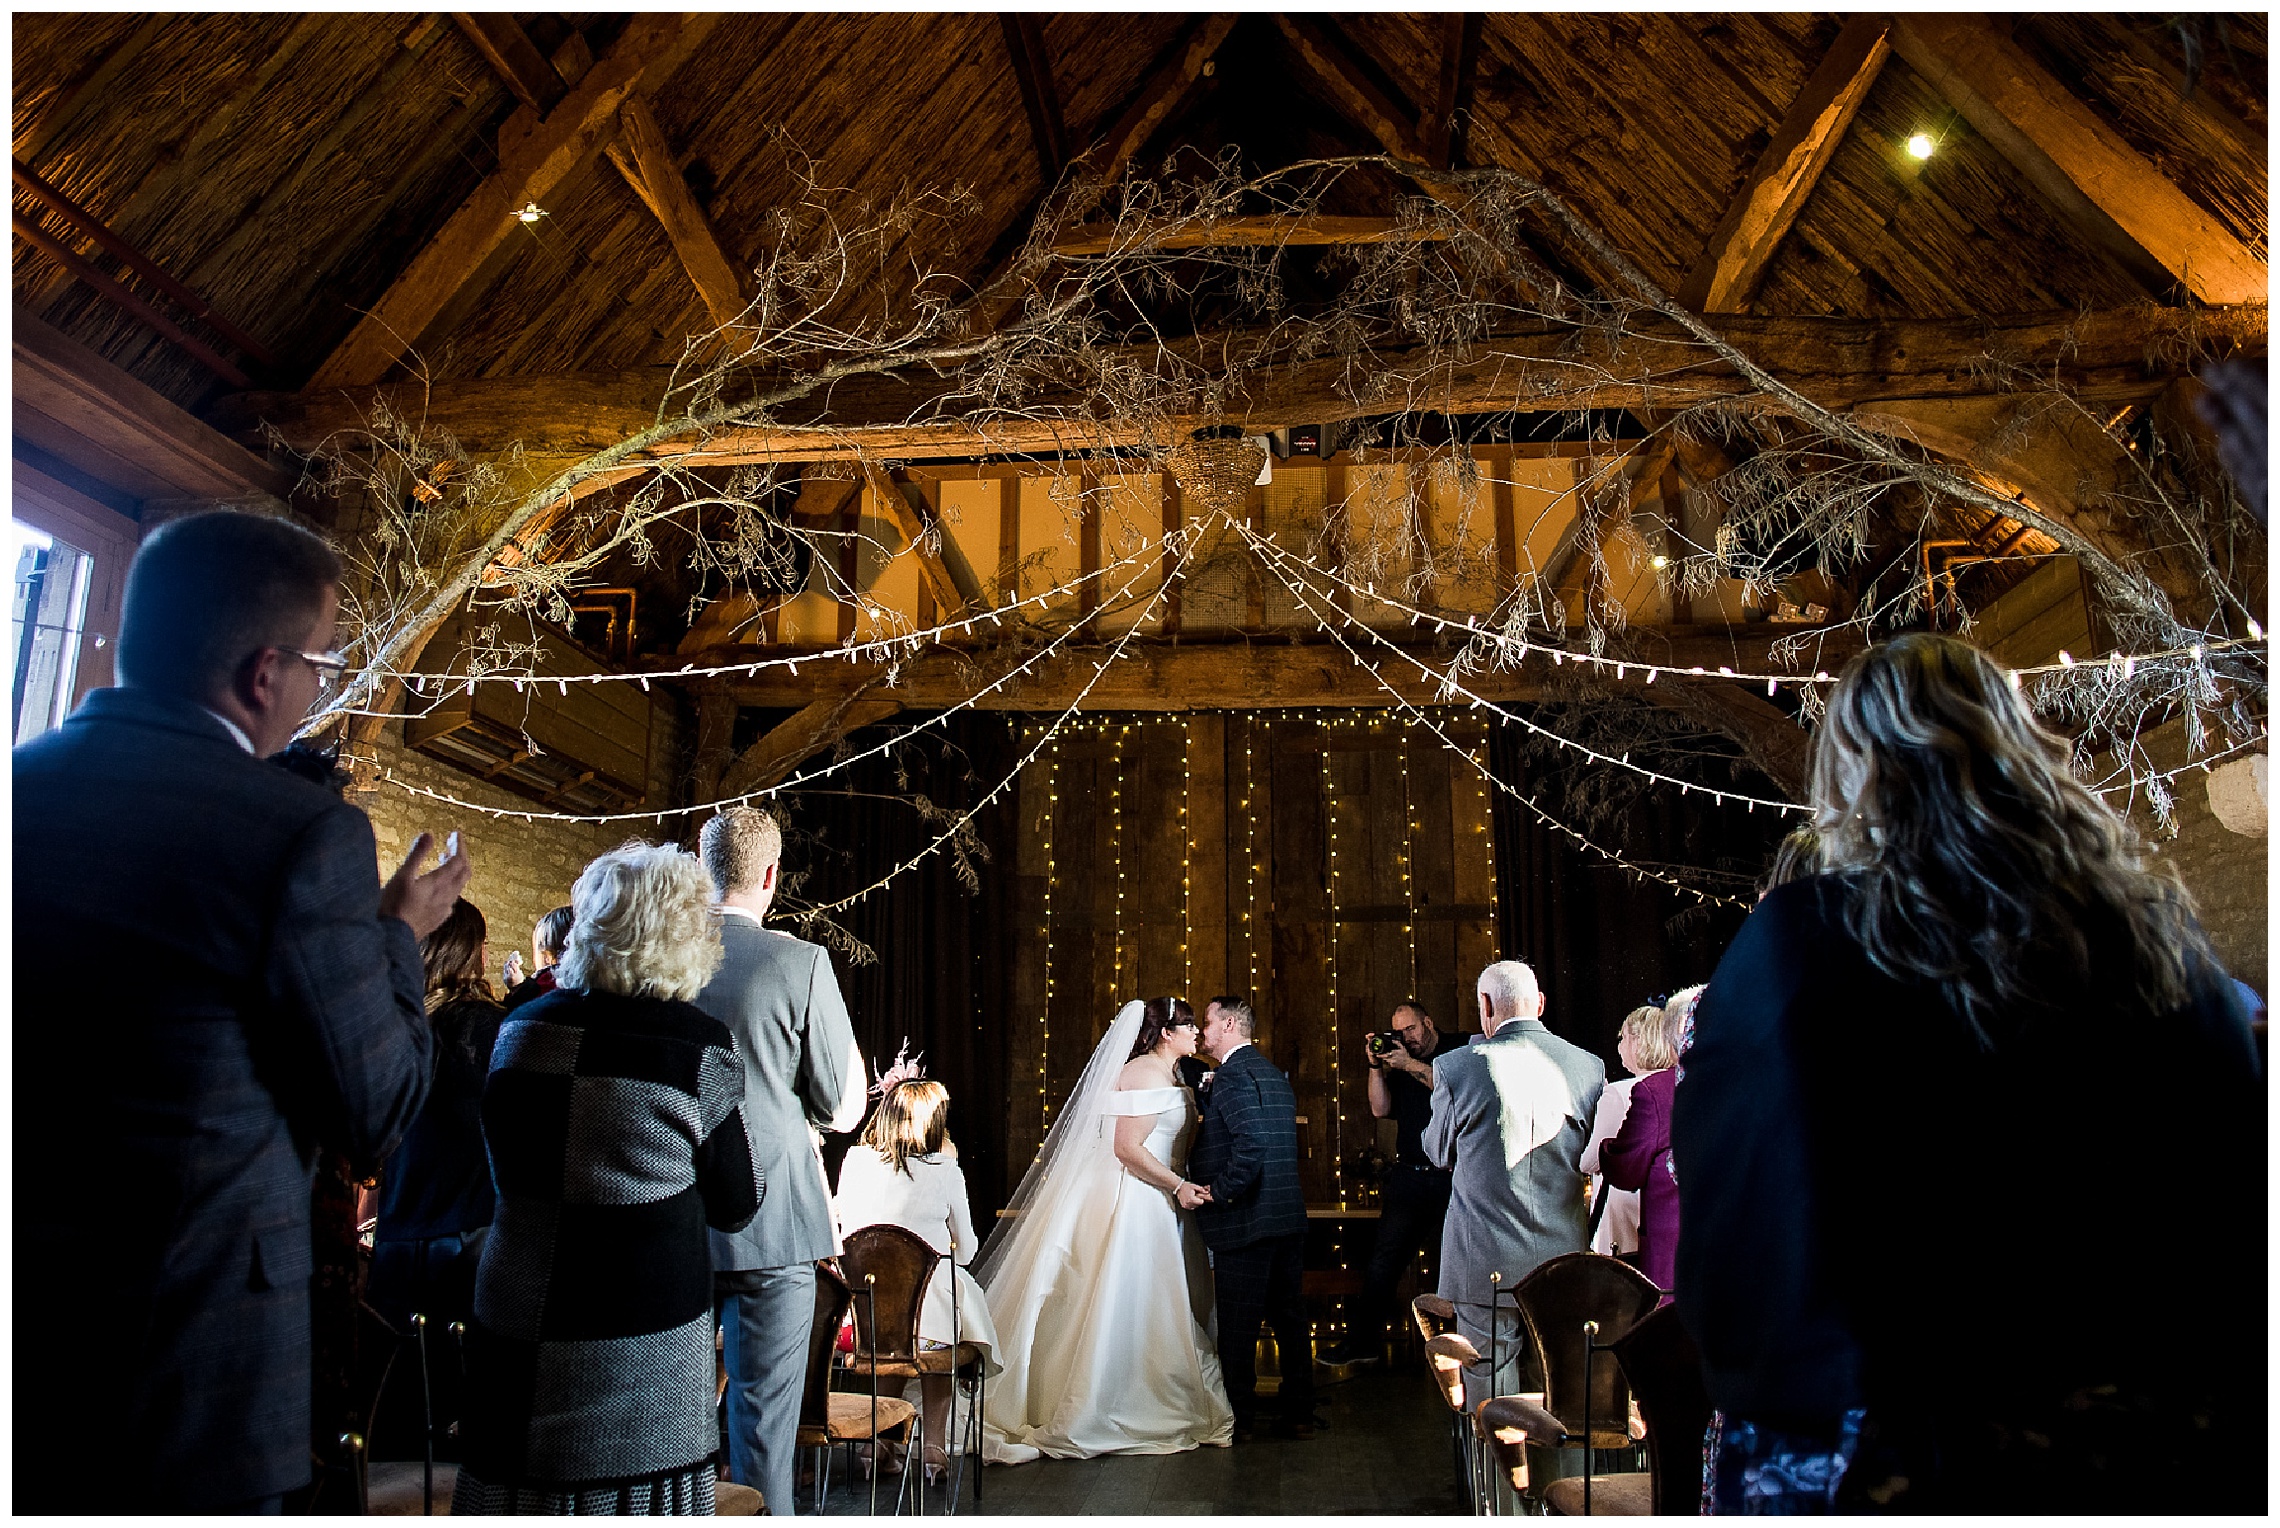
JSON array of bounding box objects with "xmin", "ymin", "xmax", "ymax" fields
[{"xmin": 1424, "ymin": 959, "xmax": 1607, "ymax": 1400}]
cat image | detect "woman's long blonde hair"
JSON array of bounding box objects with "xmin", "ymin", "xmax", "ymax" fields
[
  {"xmin": 863, "ymin": 1079, "xmax": 951, "ymax": 1176},
  {"xmin": 1810, "ymin": 633, "xmax": 2211, "ymax": 1041}
]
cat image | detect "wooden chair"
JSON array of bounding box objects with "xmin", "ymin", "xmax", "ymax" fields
[
  {"xmin": 1412, "ymin": 1291, "xmax": 1458, "ymax": 1345},
  {"xmin": 1509, "ymin": 1254, "xmax": 1661, "ymax": 1511},
  {"xmin": 838, "ymin": 1225, "xmax": 989, "ymax": 1513},
  {"xmin": 1477, "ymin": 1394, "xmax": 1565, "ymax": 1512},
  {"xmin": 1542, "ymin": 1304, "xmax": 1712, "ymax": 1517},
  {"xmin": 1423, "ymin": 1331, "xmax": 1487, "ymax": 1509},
  {"xmin": 798, "ymin": 1262, "xmax": 916, "ymax": 1515}
]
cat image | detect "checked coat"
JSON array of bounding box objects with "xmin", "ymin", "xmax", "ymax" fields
[
  {"xmin": 461, "ymin": 986, "xmax": 762, "ymax": 1486},
  {"xmin": 13, "ymin": 688, "xmax": 433, "ymax": 1511},
  {"xmin": 1187, "ymin": 1043, "xmax": 1306, "ymax": 1252}
]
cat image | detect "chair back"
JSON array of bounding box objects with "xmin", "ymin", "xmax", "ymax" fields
[
  {"xmin": 1511, "ymin": 1252, "xmax": 1662, "ymax": 1446},
  {"xmin": 1423, "ymin": 1332, "xmax": 1480, "ymax": 1415},
  {"xmin": 1609, "ymin": 1303, "xmax": 1712, "ymax": 1516},
  {"xmin": 840, "ymin": 1224, "xmax": 939, "ymax": 1363},
  {"xmin": 802, "ymin": 1263, "xmax": 856, "ymax": 1432},
  {"xmin": 1412, "ymin": 1292, "xmax": 1457, "ymax": 1345},
  {"xmin": 1477, "ymin": 1395, "xmax": 1563, "ymax": 1494}
]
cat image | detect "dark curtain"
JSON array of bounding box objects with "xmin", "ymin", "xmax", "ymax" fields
[
  {"xmin": 770, "ymin": 711, "xmax": 1021, "ymax": 1221},
  {"xmin": 1487, "ymin": 720, "xmax": 1791, "ymax": 1069}
]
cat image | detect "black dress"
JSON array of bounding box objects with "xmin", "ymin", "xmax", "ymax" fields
[
  {"xmin": 369, "ymin": 996, "xmax": 505, "ymax": 1331},
  {"xmin": 1672, "ymin": 874, "xmax": 2263, "ymax": 1513}
]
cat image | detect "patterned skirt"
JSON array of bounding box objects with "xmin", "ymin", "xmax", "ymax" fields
[{"xmin": 451, "ymin": 1463, "xmax": 716, "ymax": 1515}]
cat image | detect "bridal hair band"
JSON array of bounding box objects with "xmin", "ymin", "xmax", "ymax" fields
[{"xmin": 871, "ymin": 1039, "xmax": 927, "ymax": 1100}]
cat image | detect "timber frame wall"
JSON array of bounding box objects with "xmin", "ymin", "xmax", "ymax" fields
[{"xmin": 1008, "ymin": 709, "xmax": 1497, "ymax": 1206}]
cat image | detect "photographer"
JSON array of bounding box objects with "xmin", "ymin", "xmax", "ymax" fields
[{"xmin": 1325, "ymin": 1001, "xmax": 1465, "ymax": 1366}]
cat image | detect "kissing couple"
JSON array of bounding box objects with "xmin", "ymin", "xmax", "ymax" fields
[{"xmin": 976, "ymin": 995, "xmax": 1316, "ymax": 1460}]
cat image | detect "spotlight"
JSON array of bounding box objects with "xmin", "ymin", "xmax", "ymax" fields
[
  {"xmin": 1650, "ymin": 554, "xmax": 1670, "ymax": 570},
  {"xmin": 1905, "ymin": 133, "xmax": 1935, "ymax": 161},
  {"xmin": 515, "ymin": 202, "xmax": 545, "ymax": 224}
]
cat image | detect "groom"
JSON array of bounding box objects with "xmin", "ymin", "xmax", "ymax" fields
[{"xmin": 1183, "ymin": 996, "xmax": 1315, "ymax": 1440}]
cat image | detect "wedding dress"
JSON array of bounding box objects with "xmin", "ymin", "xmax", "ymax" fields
[{"xmin": 977, "ymin": 1002, "xmax": 1235, "ymax": 1461}]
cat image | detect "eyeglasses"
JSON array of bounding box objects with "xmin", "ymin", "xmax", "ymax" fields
[{"xmin": 286, "ymin": 648, "xmax": 351, "ymax": 694}]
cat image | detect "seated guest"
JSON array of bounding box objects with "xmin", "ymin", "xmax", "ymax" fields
[
  {"xmin": 1580, "ymin": 1004, "xmax": 1662, "ymax": 1262},
  {"xmin": 370, "ymin": 899, "xmax": 506, "ymax": 1336},
  {"xmin": 14, "ymin": 509, "xmax": 468, "ymax": 1513},
  {"xmin": 455, "ymin": 845, "xmax": 762, "ymax": 1515},
  {"xmin": 834, "ymin": 1061, "xmax": 1003, "ymax": 1480},
  {"xmin": 1674, "ymin": 633, "xmax": 2262, "ymax": 1514},
  {"xmin": 503, "ymin": 903, "xmax": 573, "ymax": 1011},
  {"xmin": 1599, "ymin": 989, "xmax": 1691, "ymax": 1299}
]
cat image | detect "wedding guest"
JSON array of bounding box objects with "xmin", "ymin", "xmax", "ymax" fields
[
  {"xmin": 697, "ymin": 807, "xmax": 865, "ymax": 1514},
  {"xmin": 370, "ymin": 899, "xmax": 506, "ymax": 1337},
  {"xmin": 455, "ymin": 843, "xmax": 760, "ymax": 1514},
  {"xmin": 835, "ymin": 1068, "xmax": 1003, "ymax": 1480},
  {"xmin": 1674, "ymin": 633, "xmax": 2262, "ymax": 1513},
  {"xmin": 503, "ymin": 903, "xmax": 573, "ymax": 1011},
  {"xmin": 14, "ymin": 509, "xmax": 469, "ymax": 1512},
  {"xmin": 1758, "ymin": 826, "xmax": 1820, "ymax": 900},
  {"xmin": 1579, "ymin": 1004, "xmax": 1662, "ymax": 1263},
  {"xmin": 1427, "ymin": 960, "xmax": 1605, "ymax": 1402},
  {"xmin": 1599, "ymin": 991, "xmax": 1690, "ymax": 1298}
]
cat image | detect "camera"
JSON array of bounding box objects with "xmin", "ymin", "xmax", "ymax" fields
[{"xmin": 1365, "ymin": 1031, "xmax": 1403, "ymax": 1062}]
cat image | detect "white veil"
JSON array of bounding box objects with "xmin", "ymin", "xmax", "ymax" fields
[{"xmin": 974, "ymin": 999, "xmax": 1145, "ymax": 1289}]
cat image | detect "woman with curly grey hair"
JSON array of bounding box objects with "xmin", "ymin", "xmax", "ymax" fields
[
  {"xmin": 1673, "ymin": 633, "xmax": 2260, "ymax": 1514},
  {"xmin": 455, "ymin": 843, "xmax": 763, "ymax": 1515}
]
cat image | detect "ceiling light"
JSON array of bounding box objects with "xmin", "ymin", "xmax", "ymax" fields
[
  {"xmin": 1905, "ymin": 133, "xmax": 1935, "ymax": 161},
  {"xmin": 1650, "ymin": 554, "xmax": 1670, "ymax": 570},
  {"xmin": 515, "ymin": 202, "xmax": 545, "ymax": 224}
]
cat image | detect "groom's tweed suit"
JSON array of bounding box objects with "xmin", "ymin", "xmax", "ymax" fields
[{"xmin": 1189, "ymin": 1043, "xmax": 1312, "ymax": 1428}]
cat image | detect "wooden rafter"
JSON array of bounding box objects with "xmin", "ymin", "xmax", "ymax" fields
[
  {"xmin": 1891, "ymin": 14, "xmax": 2267, "ymax": 306},
  {"xmin": 719, "ymin": 691, "xmax": 904, "ymax": 797},
  {"xmin": 695, "ymin": 632, "xmax": 1865, "ymax": 713},
  {"xmin": 1085, "ymin": 13, "xmax": 1239, "ymax": 184},
  {"xmin": 605, "ymin": 95, "xmax": 747, "ymax": 329},
  {"xmin": 450, "ymin": 13, "xmax": 567, "ymax": 115},
  {"xmin": 860, "ymin": 462, "xmax": 970, "ymax": 617},
  {"xmin": 243, "ymin": 306, "xmax": 2269, "ymax": 464},
  {"xmin": 1051, "ymin": 214, "xmax": 1446, "ymax": 256},
  {"xmin": 1274, "ymin": 13, "xmax": 1427, "ymax": 161},
  {"xmin": 1423, "ymin": 13, "xmax": 1482, "ymax": 169},
  {"xmin": 1679, "ymin": 16, "xmax": 1892, "ymax": 313},
  {"xmin": 1001, "ymin": 14, "xmax": 1069, "ymax": 182},
  {"xmin": 306, "ymin": 12, "xmax": 718, "ymax": 391}
]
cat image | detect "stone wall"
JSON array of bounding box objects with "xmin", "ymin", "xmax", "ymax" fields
[
  {"xmin": 356, "ymin": 698, "xmax": 691, "ymax": 980},
  {"xmin": 2115, "ymin": 720, "xmax": 2268, "ymax": 999}
]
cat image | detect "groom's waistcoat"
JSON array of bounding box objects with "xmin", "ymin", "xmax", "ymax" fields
[{"xmin": 1189, "ymin": 1045, "xmax": 1307, "ymax": 1251}]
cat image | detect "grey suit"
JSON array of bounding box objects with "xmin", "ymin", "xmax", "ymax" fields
[
  {"xmin": 1425, "ymin": 1019, "xmax": 1605, "ymax": 1395},
  {"xmin": 696, "ymin": 912, "xmax": 857, "ymax": 1512}
]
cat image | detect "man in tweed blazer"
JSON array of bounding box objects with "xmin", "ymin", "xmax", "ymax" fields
[
  {"xmin": 695, "ymin": 807, "xmax": 864, "ymax": 1512},
  {"xmin": 14, "ymin": 512, "xmax": 469, "ymax": 1511},
  {"xmin": 1426, "ymin": 959, "xmax": 1606, "ymax": 1401},
  {"xmin": 1186, "ymin": 996, "xmax": 1314, "ymax": 1439}
]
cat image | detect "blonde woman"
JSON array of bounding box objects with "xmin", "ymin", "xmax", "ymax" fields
[
  {"xmin": 454, "ymin": 844, "xmax": 762, "ymax": 1515},
  {"xmin": 834, "ymin": 1074, "xmax": 1003, "ymax": 1480},
  {"xmin": 1579, "ymin": 1003, "xmax": 1669, "ymax": 1262},
  {"xmin": 1601, "ymin": 988, "xmax": 1693, "ymax": 1298}
]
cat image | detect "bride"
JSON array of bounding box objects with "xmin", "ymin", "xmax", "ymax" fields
[{"xmin": 977, "ymin": 997, "xmax": 1235, "ymax": 1461}]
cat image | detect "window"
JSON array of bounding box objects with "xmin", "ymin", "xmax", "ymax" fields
[{"xmin": 11, "ymin": 519, "xmax": 93, "ymax": 745}]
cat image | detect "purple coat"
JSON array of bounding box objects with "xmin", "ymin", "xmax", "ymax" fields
[{"xmin": 1600, "ymin": 1066, "xmax": 1680, "ymax": 1296}]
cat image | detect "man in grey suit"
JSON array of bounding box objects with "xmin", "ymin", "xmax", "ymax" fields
[
  {"xmin": 1425, "ymin": 959, "xmax": 1606, "ymax": 1402},
  {"xmin": 697, "ymin": 806, "xmax": 865, "ymax": 1512}
]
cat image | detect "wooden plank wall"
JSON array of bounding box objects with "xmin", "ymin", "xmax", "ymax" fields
[{"xmin": 1008, "ymin": 709, "xmax": 1500, "ymax": 1206}]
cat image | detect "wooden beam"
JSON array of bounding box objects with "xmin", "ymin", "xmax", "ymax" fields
[
  {"xmin": 1001, "ymin": 14, "xmax": 1069, "ymax": 182},
  {"xmin": 307, "ymin": 13, "xmax": 718, "ymax": 391},
  {"xmin": 677, "ymin": 592, "xmax": 762, "ymax": 654},
  {"xmin": 605, "ymin": 94, "xmax": 747, "ymax": 329},
  {"xmin": 450, "ymin": 13, "xmax": 567, "ymax": 114},
  {"xmin": 1643, "ymin": 680, "xmax": 1809, "ymax": 796},
  {"xmin": 1423, "ymin": 14, "xmax": 1482, "ymax": 169},
  {"xmin": 13, "ymin": 305, "xmax": 294, "ymax": 504},
  {"xmin": 1051, "ymin": 214, "xmax": 1447, "ymax": 257},
  {"xmin": 1679, "ymin": 17, "xmax": 1892, "ymax": 313},
  {"xmin": 860, "ymin": 462, "xmax": 970, "ymax": 617},
  {"xmin": 1890, "ymin": 14, "xmax": 2267, "ymax": 306},
  {"xmin": 242, "ymin": 306, "xmax": 2268, "ymax": 464},
  {"xmin": 698, "ymin": 632, "xmax": 1865, "ymax": 712},
  {"xmin": 719, "ymin": 692, "xmax": 905, "ymax": 796},
  {"xmin": 1086, "ymin": 14, "xmax": 1238, "ymax": 183},
  {"xmin": 1274, "ymin": 14, "xmax": 1426, "ymax": 160},
  {"xmin": 11, "ymin": 213, "xmax": 252, "ymax": 388}
]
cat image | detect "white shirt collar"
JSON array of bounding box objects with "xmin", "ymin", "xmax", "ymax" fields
[
  {"xmin": 201, "ymin": 707, "xmax": 256, "ymax": 754},
  {"xmin": 1218, "ymin": 1039, "xmax": 1252, "ymax": 1062}
]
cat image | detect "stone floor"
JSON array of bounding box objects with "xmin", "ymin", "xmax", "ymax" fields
[{"xmin": 808, "ymin": 1358, "xmax": 1471, "ymax": 1516}]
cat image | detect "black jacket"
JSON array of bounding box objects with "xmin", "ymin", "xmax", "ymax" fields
[{"xmin": 1188, "ymin": 1044, "xmax": 1307, "ymax": 1251}]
